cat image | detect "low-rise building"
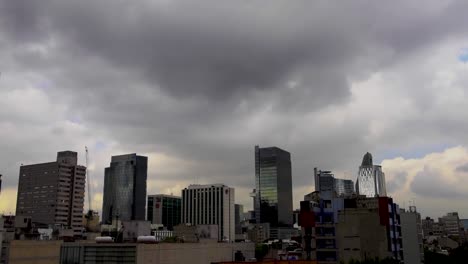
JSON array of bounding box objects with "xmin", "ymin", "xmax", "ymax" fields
[
  {"xmin": 247, "ymin": 223, "xmax": 270, "ymax": 243},
  {"xmin": 122, "ymin": 221, "xmax": 151, "ymax": 242},
  {"xmin": 439, "ymin": 212, "xmax": 464, "ymax": 243},
  {"xmin": 173, "ymin": 224, "xmax": 219, "ymax": 243},
  {"xmin": 8, "ymin": 240, "xmax": 63, "ymax": 264},
  {"xmin": 60, "ymin": 241, "xmax": 255, "ymax": 264}
]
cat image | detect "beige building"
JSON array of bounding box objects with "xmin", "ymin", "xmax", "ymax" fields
[
  {"xmin": 60, "ymin": 241, "xmax": 254, "ymax": 264},
  {"xmin": 8, "ymin": 239, "xmax": 254, "ymax": 264},
  {"xmin": 9, "ymin": 240, "xmax": 63, "ymax": 264},
  {"xmin": 336, "ymin": 208, "xmax": 392, "ymax": 262},
  {"xmin": 16, "ymin": 151, "xmax": 86, "ymax": 236}
]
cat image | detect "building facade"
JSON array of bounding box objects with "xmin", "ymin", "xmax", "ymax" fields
[
  {"xmin": 254, "ymin": 146, "xmax": 293, "ymax": 227},
  {"xmin": 336, "ymin": 197, "xmax": 403, "ymax": 263},
  {"xmin": 16, "ymin": 151, "xmax": 86, "ymax": 236},
  {"xmin": 102, "ymin": 154, "xmax": 147, "ymax": 224},
  {"xmin": 235, "ymin": 204, "xmax": 244, "ymax": 235},
  {"xmin": 439, "ymin": 212, "xmax": 462, "ymax": 236},
  {"xmin": 59, "ymin": 241, "xmax": 255, "ymax": 264},
  {"xmin": 400, "ymin": 206, "xmax": 424, "ymax": 264},
  {"xmin": 356, "ymin": 152, "xmax": 387, "ymax": 197},
  {"xmin": 147, "ymin": 194, "xmax": 181, "ymax": 230},
  {"xmin": 314, "ymin": 168, "xmax": 354, "ymax": 197},
  {"xmin": 181, "ymin": 184, "xmax": 235, "ymax": 241},
  {"xmin": 334, "ymin": 178, "xmax": 354, "ymax": 197}
]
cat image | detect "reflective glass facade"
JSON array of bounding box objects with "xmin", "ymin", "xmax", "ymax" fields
[
  {"xmin": 356, "ymin": 152, "xmax": 387, "ymax": 197},
  {"xmin": 102, "ymin": 154, "xmax": 147, "ymax": 223},
  {"xmin": 334, "ymin": 178, "xmax": 355, "ymax": 197},
  {"xmin": 147, "ymin": 194, "xmax": 181, "ymax": 230},
  {"xmin": 255, "ymin": 146, "xmax": 293, "ymax": 227}
]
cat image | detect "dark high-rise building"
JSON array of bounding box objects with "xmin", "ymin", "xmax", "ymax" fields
[
  {"xmin": 16, "ymin": 151, "xmax": 86, "ymax": 236},
  {"xmin": 254, "ymin": 146, "xmax": 293, "ymax": 227},
  {"xmin": 102, "ymin": 154, "xmax": 147, "ymax": 224},
  {"xmin": 147, "ymin": 194, "xmax": 181, "ymax": 230},
  {"xmin": 235, "ymin": 204, "xmax": 244, "ymax": 234},
  {"xmin": 314, "ymin": 168, "xmax": 355, "ymax": 197}
]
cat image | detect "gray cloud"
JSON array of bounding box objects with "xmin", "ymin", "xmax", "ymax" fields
[
  {"xmin": 386, "ymin": 171, "xmax": 408, "ymax": 193},
  {"xmin": 456, "ymin": 163, "xmax": 468, "ymax": 173},
  {"xmin": 410, "ymin": 167, "xmax": 468, "ymax": 199},
  {"xmin": 2, "ymin": 0, "xmax": 468, "ymax": 215}
]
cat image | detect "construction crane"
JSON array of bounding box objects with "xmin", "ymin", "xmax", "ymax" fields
[{"xmin": 85, "ymin": 146, "xmax": 94, "ymax": 220}]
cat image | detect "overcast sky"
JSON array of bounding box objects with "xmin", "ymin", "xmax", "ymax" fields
[{"xmin": 1, "ymin": 0, "xmax": 468, "ymax": 219}]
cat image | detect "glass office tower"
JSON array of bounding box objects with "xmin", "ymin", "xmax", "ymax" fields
[
  {"xmin": 254, "ymin": 146, "xmax": 293, "ymax": 227},
  {"xmin": 356, "ymin": 152, "xmax": 387, "ymax": 197},
  {"xmin": 102, "ymin": 154, "xmax": 147, "ymax": 224},
  {"xmin": 147, "ymin": 194, "xmax": 181, "ymax": 230},
  {"xmin": 334, "ymin": 178, "xmax": 355, "ymax": 197}
]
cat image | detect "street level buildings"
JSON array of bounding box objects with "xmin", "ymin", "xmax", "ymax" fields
[
  {"xmin": 147, "ymin": 194, "xmax": 181, "ymax": 230},
  {"xmin": 336, "ymin": 197, "xmax": 404, "ymax": 263},
  {"xmin": 181, "ymin": 184, "xmax": 235, "ymax": 242},
  {"xmin": 254, "ymin": 146, "xmax": 293, "ymax": 227},
  {"xmin": 15, "ymin": 151, "xmax": 86, "ymax": 236},
  {"xmin": 102, "ymin": 154, "xmax": 148, "ymax": 224}
]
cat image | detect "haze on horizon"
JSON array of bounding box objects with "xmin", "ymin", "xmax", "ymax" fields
[{"xmin": 1, "ymin": 0, "xmax": 468, "ymax": 220}]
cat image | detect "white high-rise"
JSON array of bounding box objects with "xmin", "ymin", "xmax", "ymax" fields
[
  {"xmin": 182, "ymin": 184, "xmax": 235, "ymax": 242},
  {"xmin": 356, "ymin": 152, "xmax": 387, "ymax": 197}
]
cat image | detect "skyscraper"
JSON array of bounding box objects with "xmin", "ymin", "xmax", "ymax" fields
[
  {"xmin": 102, "ymin": 154, "xmax": 147, "ymax": 224},
  {"xmin": 181, "ymin": 184, "xmax": 235, "ymax": 241},
  {"xmin": 16, "ymin": 151, "xmax": 86, "ymax": 236},
  {"xmin": 254, "ymin": 146, "xmax": 293, "ymax": 227},
  {"xmin": 334, "ymin": 178, "xmax": 355, "ymax": 197},
  {"xmin": 147, "ymin": 194, "xmax": 181, "ymax": 230},
  {"xmin": 235, "ymin": 204, "xmax": 244, "ymax": 235},
  {"xmin": 356, "ymin": 152, "xmax": 387, "ymax": 197},
  {"xmin": 312, "ymin": 168, "xmax": 355, "ymax": 198}
]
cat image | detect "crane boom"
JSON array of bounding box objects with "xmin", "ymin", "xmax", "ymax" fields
[{"xmin": 85, "ymin": 146, "xmax": 92, "ymax": 213}]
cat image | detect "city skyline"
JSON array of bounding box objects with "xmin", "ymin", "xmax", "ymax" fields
[
  {"xmin": 2, "ymin": 0, "xmax": 468, "ymax": 221},
  {"xmin": 1, "ymin": 147, "xmax": 466, "ymax": 221}
]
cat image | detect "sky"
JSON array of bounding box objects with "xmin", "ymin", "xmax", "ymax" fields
[{"xmin": 1, "ymin": 0, "xmax": 468, "ymax": 219}]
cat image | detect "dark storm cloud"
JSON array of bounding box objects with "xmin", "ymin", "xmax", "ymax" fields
[{"xmin": 2, "ymin": 0, "xmax": 468, "ymax": 213}]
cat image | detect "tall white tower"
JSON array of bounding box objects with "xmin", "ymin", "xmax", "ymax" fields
[{"xmin": 356, "ymin": 152, "xmax": 387, "ymax": 197}]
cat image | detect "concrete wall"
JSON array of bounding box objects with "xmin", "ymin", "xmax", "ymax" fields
[
  {"xmin": 137, "ymin": 242, "xmax": 255, "ymax": 264},
  {"xmin": 400, "ymin": 210, "xmax": 424, "ymax": 264},
  {"xmin": 9, "ymin": 240, "xmax": 62, "ymax": 264},
  {"xmin": 337, "ymin": 209, "xmax": 391, "ymax": 262}
]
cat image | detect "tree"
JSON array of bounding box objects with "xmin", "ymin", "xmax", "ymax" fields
[{"xmin": 255, "ymin": 244, "xmax": 269, "ymax": 260}]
